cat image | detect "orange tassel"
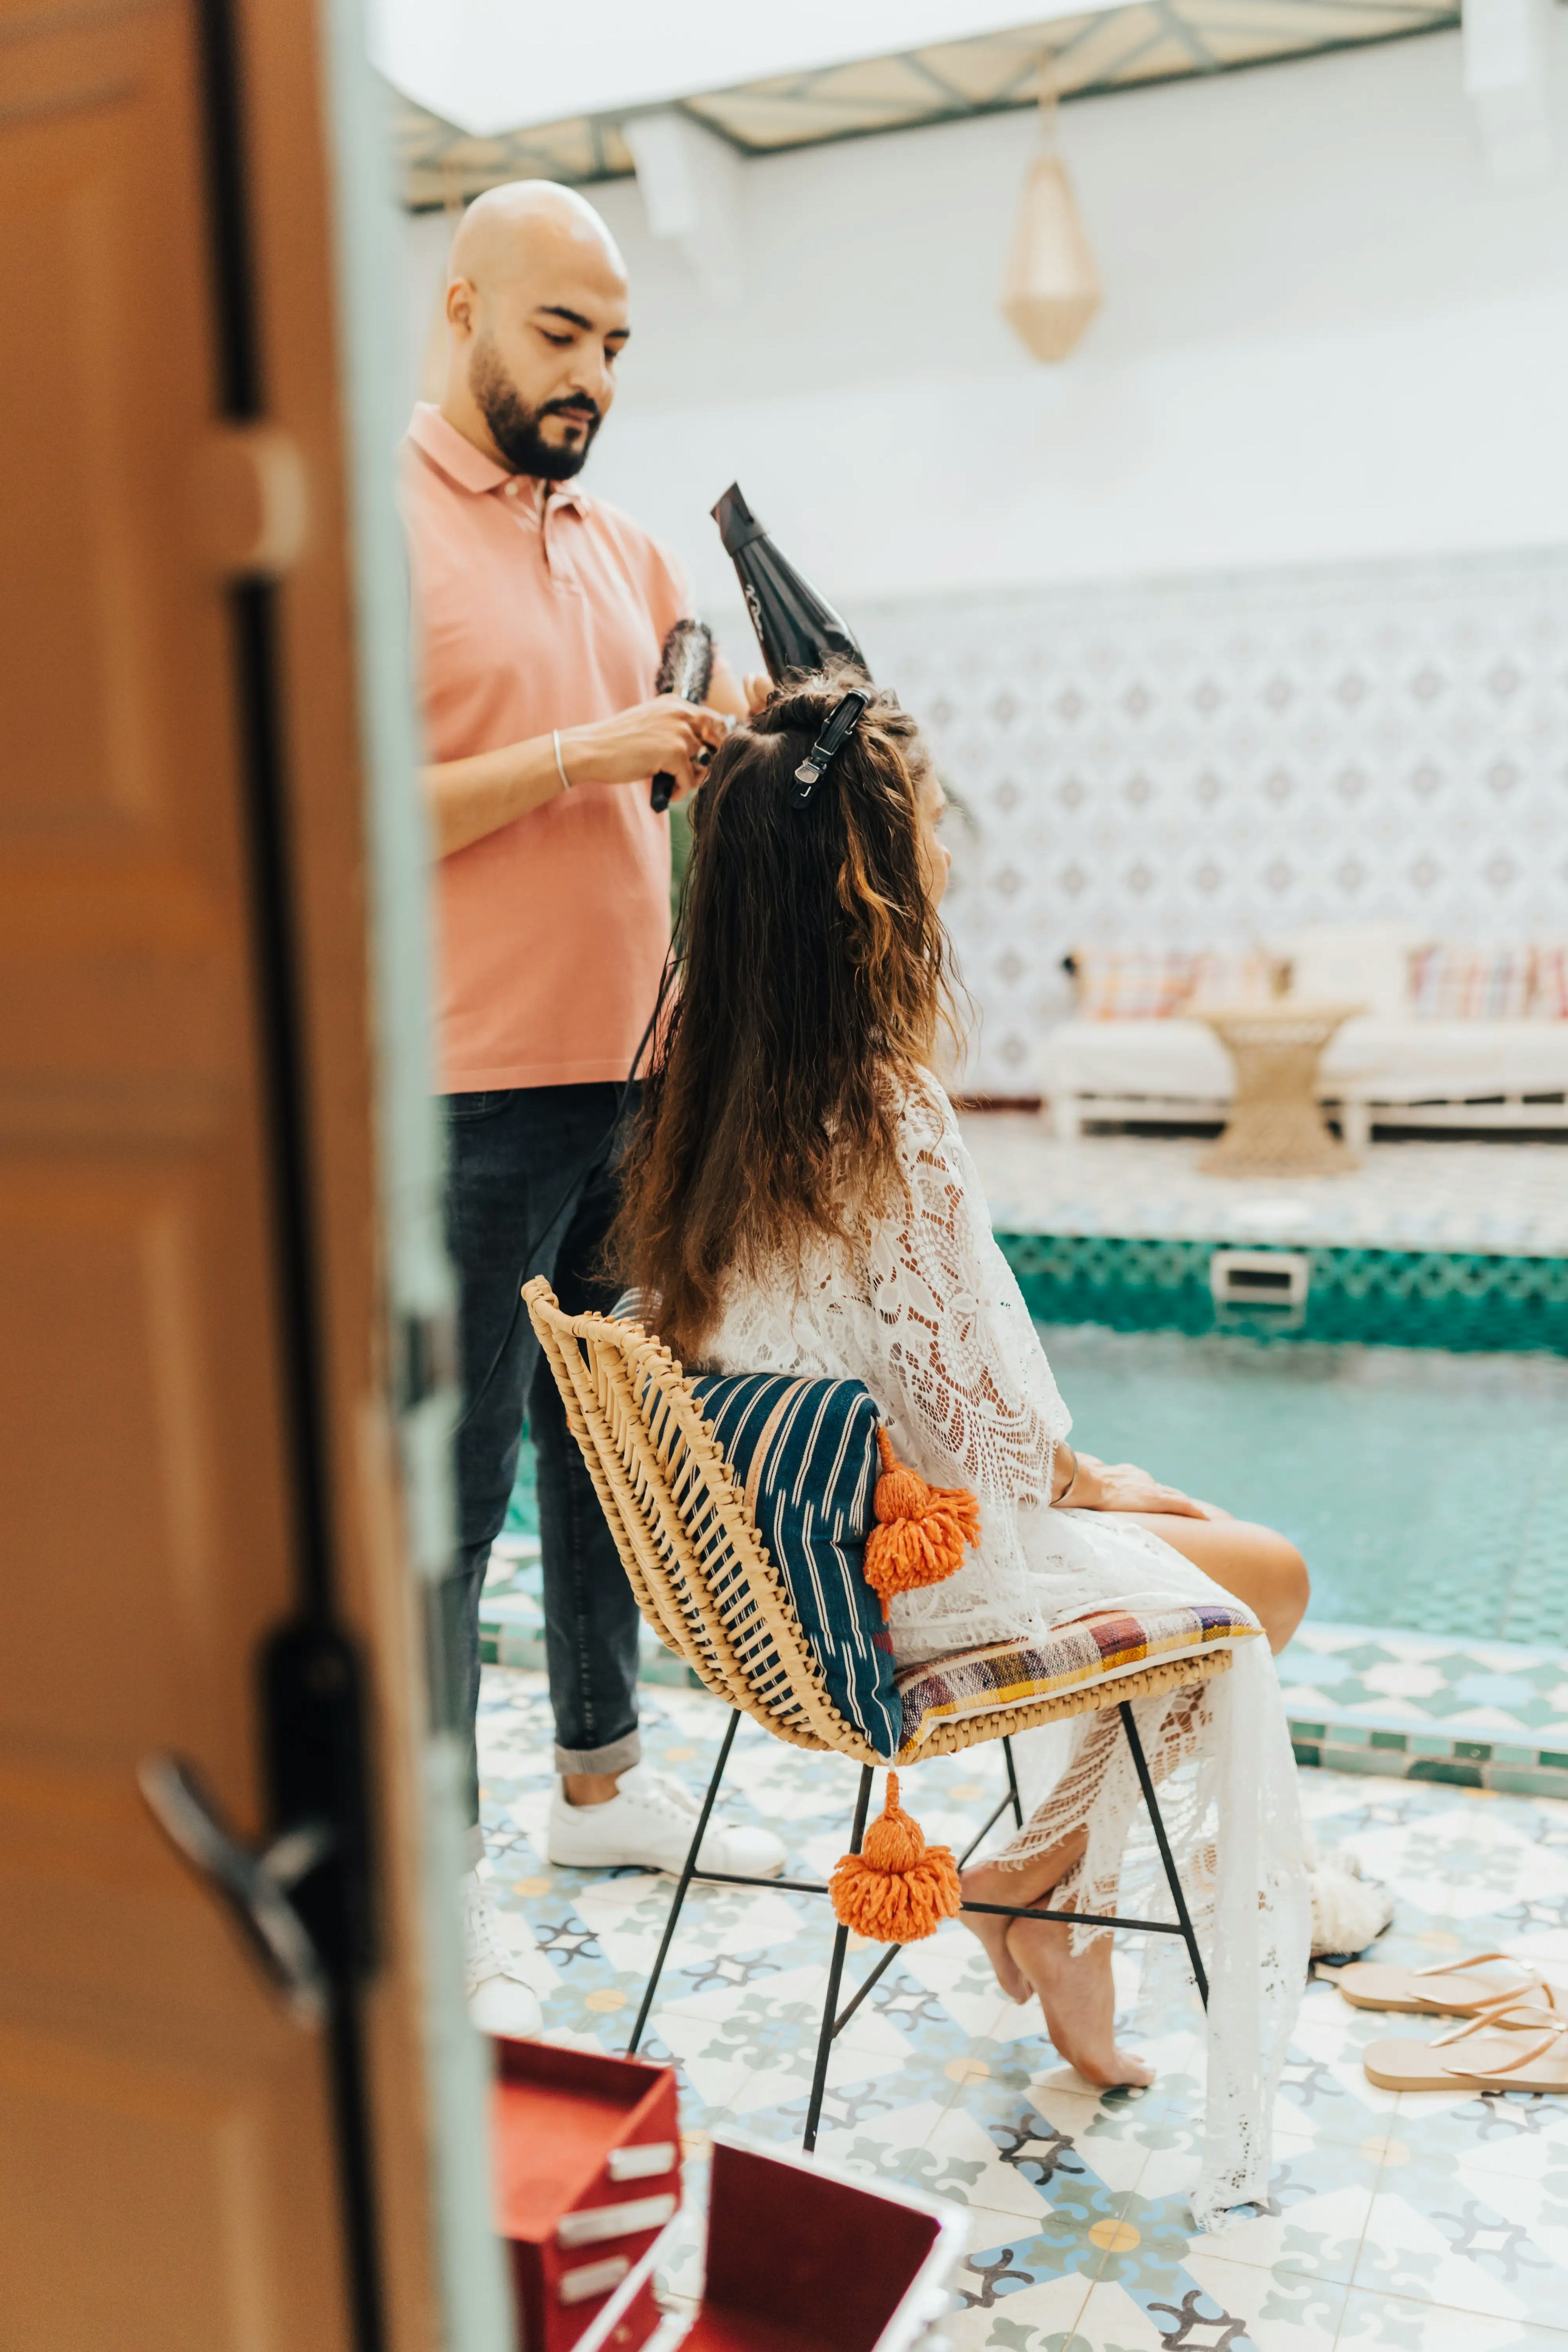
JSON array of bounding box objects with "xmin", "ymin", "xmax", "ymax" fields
[
  {"xmin": 829, "ymin": 1773, "xmax": 962, "ymax": 1944},
  {"xmin": 862, "ymin": 1426, "xmax": 981, "ymax": 1613}
]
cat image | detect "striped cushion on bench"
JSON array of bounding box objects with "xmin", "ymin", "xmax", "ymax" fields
[{"xmin": 896, "ymin": 1603, "xmax": 1261, "ymax": 1757}]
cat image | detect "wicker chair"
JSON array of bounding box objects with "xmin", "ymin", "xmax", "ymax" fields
[{"xmin": 524, "ymin": 1277, "xmax": 1230, "ymax": 2148}]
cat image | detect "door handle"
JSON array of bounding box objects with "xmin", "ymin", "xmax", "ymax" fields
[
  {"xmin": 187, "ymin": 421, "xmax": 310, "ymax": 580},
  {"xmin": 138, "ymin": 1618, "xmax": 376, "ymax": 2027},
  {"xmin": 138, "ymin": 1753, "xmax": 335, "ymax": 2025}
]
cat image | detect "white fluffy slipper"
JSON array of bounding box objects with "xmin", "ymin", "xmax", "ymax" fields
[{"xmin": 1305, "ymin": 1833, "xmax": 1396, "ymax": 1960}]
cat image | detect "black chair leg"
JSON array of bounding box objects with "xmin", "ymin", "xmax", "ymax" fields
[
  {"xmin": 1002, "ymin": 1735, "xmax": 1025, "ymax": 1830},
  {"xmin": 802, "ymin": 1764, "xmax": 874, "ymax": 2153},
  {"xmin": 630, "ymin": 1707, "xmax": 1203, "ymax": 2114},
  {"xmin": 1118, "ymin": 1699, "xmax": 1209, "ymax": 2009},
  {"xmin": 627, "ymin": 1708, "xmax": 741, "ymax": 2056}
]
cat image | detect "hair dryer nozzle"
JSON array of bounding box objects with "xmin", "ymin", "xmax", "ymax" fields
[
  {"xmin": 712, "ymin": 481, "xmax": 869, "ymax": 686},
  {"xmin": 711, "ymin": 483, "xmax": 765, "ymax": 556}
]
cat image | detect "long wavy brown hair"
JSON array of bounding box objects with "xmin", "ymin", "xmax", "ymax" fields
[{"xmin": 611, "ymin": 669, "xmax": 962, "ymax": 1360}]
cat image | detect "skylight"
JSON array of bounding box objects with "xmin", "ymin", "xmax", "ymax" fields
[{"xmin": 369, "ymin": 0, "xmax": 1084, "ymax": 139}]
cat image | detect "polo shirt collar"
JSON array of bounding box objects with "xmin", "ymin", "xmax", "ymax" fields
[{"xmin": 406, "ymin": 402, "xmax": 591, "ymax": 514}]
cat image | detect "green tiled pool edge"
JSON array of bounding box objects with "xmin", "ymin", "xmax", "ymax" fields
[
  {"xmin": 999, "ymin": 1231, "xmax": 1568, "ymax": 1354},
  {"xmin": 480, "ymin": 1566, "xmax": 1568, "ymax": 1801},
  {"xmin": 1287, "ymin": 1721, "xmax": 1568, "ymax": 1798}
]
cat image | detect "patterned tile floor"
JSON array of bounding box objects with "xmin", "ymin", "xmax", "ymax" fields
[
  {"xmin": 481, "ymin": 1666, "xmax": 1568, "ymax": 2352},
  {"xmin": 961, "ymin": 1120, "xmax": 1568, "ymax": 1258}
]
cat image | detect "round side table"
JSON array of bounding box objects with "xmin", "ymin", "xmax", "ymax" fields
[{"xmin": 1196, "ymin": 1000, "xmax": 1365, "ymax": 1177}]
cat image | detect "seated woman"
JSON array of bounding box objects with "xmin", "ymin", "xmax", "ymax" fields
[{"xmin": 612, "ymin": 673, "xmax": 1310, "ymax": 2227}]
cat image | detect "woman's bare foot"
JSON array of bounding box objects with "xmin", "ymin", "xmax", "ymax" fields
[
  {"xmin": 1005, "ymin": 1913, "xmax": 1155, "ymax": 2089},
  {"xmin": 958, "ymin": 1862, "xmax": 1032, "ymax": 2000},
  {"xmin": 958, "ymin": 1832, "xmax": 1088, "ymax": 2005}
]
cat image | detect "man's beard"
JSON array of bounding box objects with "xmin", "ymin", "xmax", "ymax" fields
[{"xmin": 470, "ymin": 334, "xmax": 600, "ymax": 481}]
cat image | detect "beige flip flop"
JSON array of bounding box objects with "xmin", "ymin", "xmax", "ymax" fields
[
  {"xmin": 1365, "ymin": 2005, "xmax": 1568, "ymax": 2094},
  {"xmin": 1327, "ymin": 1949, "xmax": 1561, "ymax": 2018}
]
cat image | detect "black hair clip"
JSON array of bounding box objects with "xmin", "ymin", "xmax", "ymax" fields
[{"xmin": 791, "ymin": 688, "xmax": 870, "ymax": 809}]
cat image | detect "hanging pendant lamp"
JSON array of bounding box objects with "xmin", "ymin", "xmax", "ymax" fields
[{"xmin": 1000, "ymin": 67, "xmax": 1102, "ymax": 362}]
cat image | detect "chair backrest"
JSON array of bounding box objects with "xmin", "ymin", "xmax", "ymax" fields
[{"xmin": 524, "ymin": 1279, "xmax": 884, "ymax": 1764}]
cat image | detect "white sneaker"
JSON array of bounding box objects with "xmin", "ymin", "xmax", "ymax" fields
[
  {"xmin": 462, "ymin": 1869, "xmax": 544, "ymax": 2038},
  {"xmin": 547, "ymin": 1765, "xmax": 787, "ymax": 1880}
]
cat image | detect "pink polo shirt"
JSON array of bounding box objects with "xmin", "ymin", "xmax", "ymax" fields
[{"xmin": 399, "ymin": 403, "xmax": 688, "ymax": 1092}]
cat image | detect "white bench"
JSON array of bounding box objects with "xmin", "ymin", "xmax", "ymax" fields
[{"xmin": 1040, "ymin": 1014, "xmax": 1568, "ymax": 1149}]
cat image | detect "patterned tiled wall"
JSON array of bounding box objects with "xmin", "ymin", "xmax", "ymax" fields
[{"xmin": 846, "ymin": 548, "xmax": 1568, "ymax": 1095}]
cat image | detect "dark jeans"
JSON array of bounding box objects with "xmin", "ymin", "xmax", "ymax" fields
[{"xmin": 442, "ymin": 1082, "xmax": 643, "ymax": 1859}]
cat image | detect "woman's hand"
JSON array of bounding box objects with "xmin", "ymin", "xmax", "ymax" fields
[{"xmin": 1062, "ymin": 1451, "xmax": 1228, "ymax": 1521}]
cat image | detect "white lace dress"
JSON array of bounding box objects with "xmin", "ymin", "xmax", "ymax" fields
[{"xmin": 702, "ymin": 1078, "xmax": 1308, "ymax": 2230}]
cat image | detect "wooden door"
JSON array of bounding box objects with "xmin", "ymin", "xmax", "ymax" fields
[{"xmin": 0, "ymin": 0, "xmax": 472, "ymax": 2345}]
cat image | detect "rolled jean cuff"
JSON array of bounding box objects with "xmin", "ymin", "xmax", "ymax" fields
[{"xmin": 554, "ymin": 1727, "xmax": 641, "ymax": 1779}]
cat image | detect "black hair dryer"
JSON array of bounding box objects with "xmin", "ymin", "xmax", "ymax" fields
[
  {"xmin": 650, "ymin": 618, "xmax": 717, "ymax": 814},
  {"xmin": 712, "ymin": 483, "xmax": 869, "ymax": 684}
]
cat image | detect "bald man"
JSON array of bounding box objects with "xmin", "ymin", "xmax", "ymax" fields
[{"xmin": 400, "ymin": 182, "xmax": 782, "ymax": 2036}]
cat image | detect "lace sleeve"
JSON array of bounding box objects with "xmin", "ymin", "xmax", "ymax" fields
[{"xmin": 867, "ymin": 1086, "xmax": 1071, "ymax": 1506}]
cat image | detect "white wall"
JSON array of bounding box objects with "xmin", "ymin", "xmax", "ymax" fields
[
  {"xmin": 401, "ymin": 25, "xmax": 1568, "ymax": 613},
  {"xmin": 858, "ymin": 551, "xmax": 1568, "ymax": 1089}
]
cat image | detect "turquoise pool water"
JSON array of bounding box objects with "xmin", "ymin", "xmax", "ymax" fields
[
  {"xmin": 1038, "ymin": 1322, "xmax": 1568, "ymax": 1647},
  {"xmin": 503, "ymin": 1325, "xmax": 1568, "ymax": 1649}
]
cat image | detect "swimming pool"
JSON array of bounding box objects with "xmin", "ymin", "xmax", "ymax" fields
[{"xmin": 1038, "ymin": 1320, "xmax": 1568, "ymax": 1647}]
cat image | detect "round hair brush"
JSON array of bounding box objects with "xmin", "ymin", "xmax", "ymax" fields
[{"xmin": 650, "ymin": 618, "xmax": 717, "ymax": 813}]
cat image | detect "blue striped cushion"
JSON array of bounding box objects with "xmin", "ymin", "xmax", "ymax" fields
[{"xmin": 689, "ymin": 1372, "xmax": 901, "ymax": 1760}]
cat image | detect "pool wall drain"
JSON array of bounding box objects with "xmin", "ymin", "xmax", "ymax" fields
[
  {"xmin": 1209, "ymin": 1248, "xmax": 1309, "ymax": 1326},
  {"xmin": 1000, "ymin": 1232, "xmax": 1568, "ymax": 1355}
]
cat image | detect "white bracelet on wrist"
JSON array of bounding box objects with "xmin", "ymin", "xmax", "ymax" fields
[{"xmin": 552, "ymin": 729, "xmax": 573, "ymax": 792}]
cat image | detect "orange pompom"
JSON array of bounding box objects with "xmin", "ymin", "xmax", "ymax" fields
[
  {"xmin": 862, "ymin": 1426, "xmax": 982, "ymax": 1613},
  {"xmin": 830, "ymin": 1773, "xmax": 963, "ymax": 1944}
]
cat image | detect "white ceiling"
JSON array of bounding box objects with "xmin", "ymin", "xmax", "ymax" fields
[{"xmin": 369, "ymin": 0, "xmax": 1087, "ymax": 138}]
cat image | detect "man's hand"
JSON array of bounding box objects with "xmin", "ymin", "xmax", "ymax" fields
[
  {"xmin": 1064, "ymin": 1451, "xmax": 1227, "ymax": 1521},
  {"xmin": 567, "ymin": 694, "xmax": 728, "ymax": 800},
  {"xmin": 422, "ymin": 690, "xmax": 733, "ymax": 858}
]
